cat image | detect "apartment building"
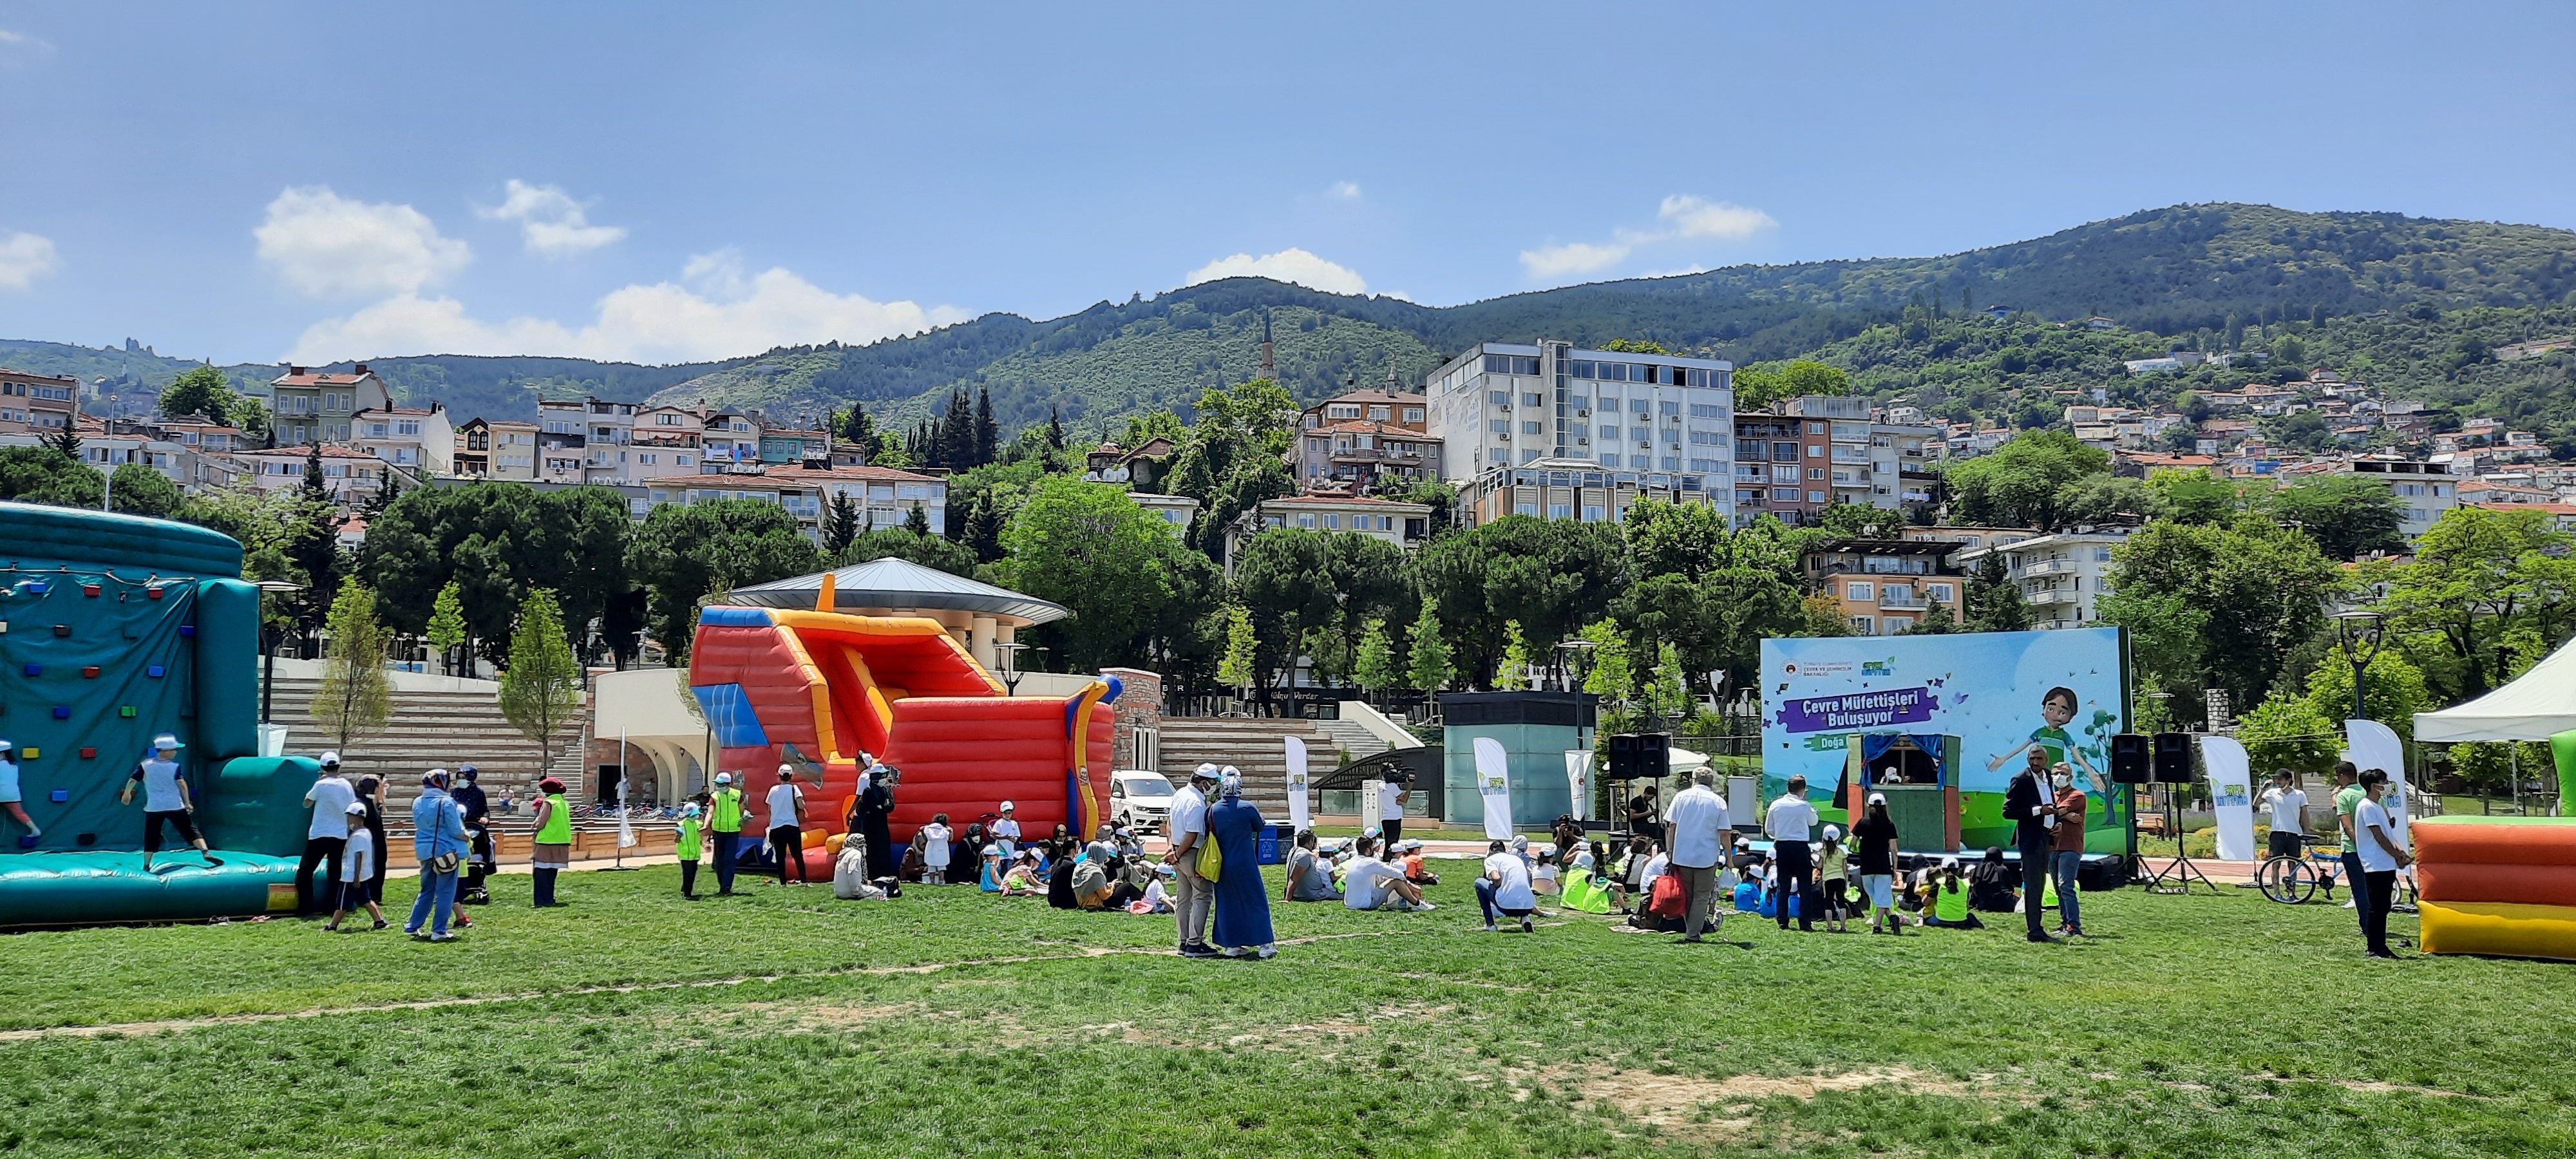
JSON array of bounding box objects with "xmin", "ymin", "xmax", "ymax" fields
[
  {"xmin": 699, "ymin": 406, "xmax": 762, "ymax": 466},
  {"xmin": 758, "ymin": 420, "xmax": 829, "ymax": 465},
  {"xmin": 351, "ymin": 404, "xmax": 453, "ymax": 477},
  {"xmin": 232, "ymin": 444, "xmax": 404, "ymax": 502},
  {"xmin": 268, "ymin": 365, "xmax": 391, "ymax": 446},
  {"xmin": 1132, "ymin": 491, "xmax": 1201, "ymax": 533},
  {"xmin": 1802, "ymin": 538, "xmax": 1966, "ymax": 636},
  {"xmin": 641, "ymin": 462, "xmax": 947, "ymax": 541},
  {"xmin": 2295, "ymin": 453, "xmax": 2458, "ymax": 539},
  {"xmin": 0, "ymin": 368, "xmax": 79, "ymax": 432},
  {"xmin": 1457, "ymin": 456, "xmax": 1710, "ymax": 527},
  {"xmin": 153, "ymin": 422, "xmax": 248, "ymax": 456},
  {"xmin": 1732, "ymin": 409, "xmax": 1832, "ymax": 525},
  {"xmin": 630, "ymin": 404, "xmax": 705, "ymax": 480},
  {"xmin": 1428, "ymin": 341, "xmax": 1734, "ymax": 526},
  {"xmin": 454, "ymin": 417, "xmax": 540, "ymax": 481},
  {"xmin": 1951, "ymin": 528, "xmax": 2132, "ymax": 630},
  {"xmin": 534, "ymin": 399, "xmax": 592, "ymax": 484},
  {"xmin": 1293, "ymin": 382, "xmax": 1439, "ymax": 490},
  {"xmin": 1226, "ymin": 493, "xmax": 1435, "ymax": 570},
  {"xmin": 0, "ymin": 423, "xmax": 240, "ymax": 493}
]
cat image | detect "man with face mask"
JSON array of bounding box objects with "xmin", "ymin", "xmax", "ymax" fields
[{"xmin": 2047, "ymin": 761, "xmax": 2088, "ymax": 937}]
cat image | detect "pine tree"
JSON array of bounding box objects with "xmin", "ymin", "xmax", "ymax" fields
[
  {"xmin": 300, "ymin": 444, "xmax": 328, "ymax": 504},
  {"xmin": 965, "ymin": 492, "xmax": 1005, "ymax": 561},
  {"xmin": 903, "ymin": 502, "xmax": 931, "ymax": 536},
  {"xmin": 973, "ymin": 388, "xmax": 998, "ymax": 467},
  {"xmin": 311, "ymin": 576, "xmax": 392, "ymax": 754},
  {"xmin": 498, "ymin": 588, "xmax": 585, "ymax": 780},
  {"xmin": 43, "ymin": 423, "xmax": 82, "ymax": 458},
  {"xmin": 1964, "ymin": 554, "xmax": 2031, "ymax": 632},
  {"xmin": 1046, "ymin": 406, "xmax": 1066, "ymax": 451},
  {"xmin": 824, "ymin": 492, "xmax": 860, "ymax": 556},
  {"xmin": 1406, "ymin": 598, "xmax": 1452, "ymax": 692},
  {"xmin": 426, "ymin": 580, "xmax": 468, "ymax": 676}
]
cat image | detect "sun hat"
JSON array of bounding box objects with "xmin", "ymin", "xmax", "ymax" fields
[
  {"xmin": 1508, "ymin": 835, "xmax": 1528, "ymax": 852},
  {"xmin": 153, "ymin": 733, "xmax": 184, "ymax": 751},
  {"xmin": 1940, "ymin": 855, "xmax": 1960, "ymax": 870},
  {"xmin": 682, "ymin": 802, "xmax": 701, "ymax": 818},
  {"xmin": 345, "ymin": 802, "xmax": 369, "ymax": 816},
  {"xmin": 1822, "ymin": 824, "xmax": 1842, "ymax": 842},
  {"xmin": 1190, "ymin": 763, "xmax": 1220, "ymax": 783}
]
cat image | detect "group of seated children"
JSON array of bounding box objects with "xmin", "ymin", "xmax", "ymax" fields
[
  {"xmin": 966, "ymin": 824, "xmax": 1173, "ymax": 914},
  {"xmin": 1279, "ymin": 830, "xmax": 1438, "ymax": 912}
]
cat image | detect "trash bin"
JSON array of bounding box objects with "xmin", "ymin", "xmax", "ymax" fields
[{"xmin": 1256, "ymin": 822, "xmax": 1293, "ymax": 865}]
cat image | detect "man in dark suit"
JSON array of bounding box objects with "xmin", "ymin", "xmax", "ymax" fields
[{"xmin": 2003, "ymin": 748, "xmax": 2058, "ymax": 943}]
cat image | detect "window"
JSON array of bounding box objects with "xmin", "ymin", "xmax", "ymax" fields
[
  {"xmin": 1296, "ymin": 514, "xmax": 1316, "ymax": 528},
  {"xmin": 1808, "ymin": 491, "xmax": 1826, "ymax": 503},
  {"xmin": 1488, "ymin": 390, "xmax": 1510, "ymax": 406},
  {"xmin": 1689, "ymin": 430, "xmax": 1719, "ymax": 445},
  {"xmin": 1660, "ymin": 400, "xmax": 1680, "ymax": 416},
  {"xmin": 2096, "ymin": 547, "xmax": 2114, "ymax": 561},
  {"xmin": 1851, "ymin": 616, "xmax": 1877, "ymax": 633},
  {"xmin": 1403, "ymin": 408, "xmax": 1423, "ymax": 422},
  {"xmin": 1808, "ymin": 422, "xmax": 1826, "ymax": 434},
  {"xmin": 1490, "ymin": 448, "xmax": 1510, "ymax": 462},
  {"xmin": 1329, "ymin": 404, "xmax": 1361, "ymax": 419},
  {"xmin": 677, "ymin": 453, "xmax": 694, "ymax": 466},
  {"xmin": 1883, "ymin": 584, "xmax": 1915, "ymax": 605},
  {"xmin": 1629, "ymin": 455, "xmax": 1651, "ymax": 468},
  {"xmin": 1596, "ymin": 363, "xmax": 1628, "ymax": 382},
  {"xmin": 1927, "ymin": 583, "xmax": 1955, "ymax": 603},
  {"xmin": 1490, "ymin": 420, "xmax": 1511, "ymax": 435},
  {"xmin": 1323, "ymin": 514, "xmax": 1341, "ymax": 529},
  {"xmin": 1514, "ymin": 501, "xmax": 1540, "ymax": 516},
  {"xmin": 1771, "ymin": 487, "xmax": 1798, "ymax": 502},
  {"xmin": 1629, "ymin": 399, "xmax": 1650, "ymax": 413},
  {"xmin": 1599, "ymin": 424, "xmax": 1620, "ymax": 438},
  {"xmin": 1692, "ymin": 404, "xmax": 1723, "ymax": 419},
  {"xmin": 1630, "ymin": 426, "xmax": 1650, "ymax": 442},
  {"xmin": 395, "ymin": 420, "xmax": 420, "ymax": 437},
  {"xmin": 1519, "ymin": 392, "xmax": 1540, "ymax": 407}
]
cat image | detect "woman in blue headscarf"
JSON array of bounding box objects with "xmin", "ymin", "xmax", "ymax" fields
[{"xmin": 1206, "ymin": 767, "xmax": 1276, "ymax": 959}]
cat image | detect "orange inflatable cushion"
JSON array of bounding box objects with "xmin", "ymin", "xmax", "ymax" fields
[
  {"xmin": 2416, "ymin": 860, "xmax": 2576, "ymax": 907},
  {"xmin": 2410, "ymin": 817, "xmax": 2576, "ymax": 867}
]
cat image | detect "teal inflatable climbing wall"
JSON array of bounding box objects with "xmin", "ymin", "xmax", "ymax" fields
[{"xmin": 0, "ymin": 501, "xmax": 304, "ymax": 925}]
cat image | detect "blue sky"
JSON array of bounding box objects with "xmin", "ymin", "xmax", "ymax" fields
[{"xmin": 3, "ymin": 3, "xmax": 2571, "ymax": 366}]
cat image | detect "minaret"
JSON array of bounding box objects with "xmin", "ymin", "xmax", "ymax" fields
[{"xmin": 1260, "ymin": 310, "xmax": 1276, "ymax": 383}]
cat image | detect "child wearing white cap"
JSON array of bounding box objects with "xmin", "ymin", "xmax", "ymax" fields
[
  {"xmin": 0, "ymin": 739, "xmax": 39, "ymax": 845},
  {"xmin": 1817, "ymin": 824, "xmax": 1850, "ymax": 933},
  {"xmin": 991, "ymin": 800, "xmax": 1020, "ymax": 855},
  {"xmin": 120, "ymin": 734, "xmax": 218, "ymax": 869},
  {"xmin": 327, "ymin": 802, "xmax": 388, "ymax": 932}
]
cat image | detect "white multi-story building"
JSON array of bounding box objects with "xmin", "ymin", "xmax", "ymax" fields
[
  {"xmin": 1427, "ymin": 341, "xmax": 1734, "ymax": 526},
  {"xmin": 2327, "ymin": 453, "xmax": 2458, "ymax": 539},
  {"xmin": 1950, "ymin": 528, "xmax": 2132, "ymax": 630},
  {"xmin": 352, "ymin": 403, "xmax": 454, "ymax": 477}
]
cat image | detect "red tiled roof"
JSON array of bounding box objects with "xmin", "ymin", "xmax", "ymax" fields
[
  {"xmin": 2472, "ymin": 502, "xmax": 2576, "ymax": 516},
  {"xmin": 652, "ymin": 464, "xmax": 939, "ymax": 486}
]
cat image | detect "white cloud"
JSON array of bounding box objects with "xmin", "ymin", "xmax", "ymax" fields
[
  {"xmin": 1519, "ymin": 241, "xmax": 1632, "ymax": 278},
  {"xmin": 1658, "ymin": 195, "xmax": 1776, "ymax": 240},
  {"xmin": 1519, "ymin": 194, "xmax": 1777, "ymax": 280},
  {"xmin": 1184, "ymin": 247, "xmax": 1368, "ymax": 295},
  {"xmin": 285, "ymin": 249, "xmax": 967, "ymax": 364},
  {"xmin": 0, "ymin": 28, "xmax": 55, "ymax": 53},
  {"xmin": 479, "ymin": 178, "xmax": 627, "ymax": 257},
  {"xmin": 1639, "ymin": 263, "xmax": 1711, "ymax": 279},
  {"xmin": 255, "ymin": 186, "xmax": 471, "ymax": 298},
  {"xmin": 0, "ymin": 231, "xmax": 60, "ymax": 289},
  {"xmin": 1325, "ymin": 181, "xmax": 1363, "ymax": 201}
]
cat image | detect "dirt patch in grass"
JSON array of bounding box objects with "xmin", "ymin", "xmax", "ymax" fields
[{"xmin": 1562, "ymin": 1064, "xmax": 1991, "ymax": 1142}]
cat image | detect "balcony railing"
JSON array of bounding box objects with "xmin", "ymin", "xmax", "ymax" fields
[{"xmin": 2021, "ymin": 559, "xmax": 2079, "ymax": 578}]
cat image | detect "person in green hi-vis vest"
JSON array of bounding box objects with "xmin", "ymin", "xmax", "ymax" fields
[
  {"xmin": 676, "ymin": 802, "xmax": 705, "ymax": 900},
  {"xmin": 709, "ymin": 772, "xmax": 748, "ymax": 896},
  {"xmin": 531, "ymin": 777, "xmax": 573, "ymax": 908}
]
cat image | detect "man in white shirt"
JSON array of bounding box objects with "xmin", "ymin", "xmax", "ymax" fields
[
  {"xmin": 2352, "ymin": 769, "xmax": 2412, "ymax": 959},
  {"xmin": 1381, "ymin": 773, "xmax": 1410, "ymax": 849},
  {"xmin": 1477, "ymin": 838, "xmax": 1538, "ymax": 932},
  {"xmin": 766, "ymin": 765, "xmax": 808, "ymax": 886},
  {"xmin": 1765, "ymin": 775, "xmax": 1821, "ymax": 933},
  {"xmin": 2259, "ymin": 770, "xmax": 2309, "ymax": 860},
  {"xmin": 1663, "ymin": 769, "xmax": 1733, "ymax": 942},
  {"xmin": 1343, "ymin": 836, "xmax": 1432, "ymax": 912},
  {"xmin": 296, "ymin": 751, "xmax": 357, "ymax": 916},
  {"xmin": 1163, "ymin": 764, "xmax": 1220, "ymax": 957}
]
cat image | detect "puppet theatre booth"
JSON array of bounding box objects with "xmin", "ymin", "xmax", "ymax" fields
[
  {"xmin": 687, "ymin": 563, "xmax": 1115, "ymax": 879},
  {"xmin": 1839, "ymin": 733, "xmax": 1963, "ymax": 853},
  {"xmin": 0, "ymin": 503, "xmax": 312, "ymax": 927}
]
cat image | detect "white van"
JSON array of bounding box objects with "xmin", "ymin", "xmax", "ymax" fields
[{"xmin": 1109, "ymin": 769, "xmax": 1177, "ymax": 833}]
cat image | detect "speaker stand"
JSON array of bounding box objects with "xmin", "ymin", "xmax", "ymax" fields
[{"xmin": 2144, "ymin": 783, "xmax": 2219, "ymax": 895}]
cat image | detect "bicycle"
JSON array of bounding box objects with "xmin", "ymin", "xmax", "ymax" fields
[{"xmin": 2257, "ymin": 834, "xmax": 2417, "ymax": 908}]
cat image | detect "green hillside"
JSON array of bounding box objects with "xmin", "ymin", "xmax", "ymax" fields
[{"xmin": 647, "ymin": 202, "xmax": 2576, "ymax": 433}]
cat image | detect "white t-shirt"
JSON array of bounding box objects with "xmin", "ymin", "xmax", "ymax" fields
[
  {"xmin": 304, "ymin": 775, "xmax": 357, "ymax": 840},
  {"xmin": 2262, "ymin": 786, "xmax": 2307, "ymax": 836},
  {"xmin": 993, "ymin": 817, "xmax": 1021, "ymax": 843},
  {"xmin": 920, "ymin": 822, "xmax": 952, "ymax": 867},
  {"xmin": 766, "ymin": 782, "xmax": 804, "ymax": 831},
  {"xmin": 1765, "ymin": 794, "xmax": 1819, "ymax": 842},
  {"xmin": 1383, "ymin": 782, "xmax": 1407, "ymax": 822},
  {"xmin": 1664, "ymin": 785, "xmax": 1732, "ymax": 869},
  {"xmin": 2353, "ymin": 798, "xmax": 2401, "ymax": 873},
  {"xmin": 1484, "ymin": 852, "xmax": 1537, "ymax": 910},
  {"xmin": 341, "ymin": 829, "xmax": 375, "ymax": 883},
  {"xmin": 1638, "ymin": 852, "xmax": 1671, "ymax": 897},
  {"xmin": 1344, "ymin": 858, "xmax": 1403, "ymax": 909},
  {"xmin": 1142, "ymin": 879, "xmax": 1168, "ymax": 909},
  {"xmin": 1168, "ymin": 786, "xmax": 1209, "ymax": 845},
  {"xmin": 137, "ymin": 759, "xmax": 187, "ymax": 812}
]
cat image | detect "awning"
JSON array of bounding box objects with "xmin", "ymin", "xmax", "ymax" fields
[{"xmin": 2414, "ymin": 637, "xmax": 2576, "ymax": 742}]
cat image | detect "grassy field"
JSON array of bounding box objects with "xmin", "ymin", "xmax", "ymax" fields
[{"xmin": 2, "ymin": 866, "xmax": 2570, "ymax": 1158}]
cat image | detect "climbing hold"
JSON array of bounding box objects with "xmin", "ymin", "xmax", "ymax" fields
[
  {"xmin": 79, "ymin": 746, "xmax": 95, "ymax": 759},
  {"xmin": 50, "ymin": 706, "xmax": 68, "ymax": 719},
  {"xmin": 146, "ymin": 665, "xmax": 165, "ymax": 678},
  {"xmin": 21, "ymin": 747, "xmax": 37, "ymax": 758},
  {"xmin": 52, "ymin": 624, "xmax": 69, "ymax": 637},
  {"xmin": 26, "ymin": 581, "xmax": 48, "ymax": 594},
  {"xmin": 21, "ymin": 663, "xmax": 37, "ymax": 676},
  {"xmin": 178, "ymin": 625, "xmax": 194, "ymax": 637},
  {"xmin": 120, "ymin": 705, "xmax": 136, "ymax": 717},
  {"xmin": 82, "ymin": 665, "xmax": 100, "ymax": 678},
  {"xmin": 146, "ymin": 585, "xmax": 166, "ymax": 600},
  {"xmin": 48, "ymin": 789, "xmax": 66, "ymax": 802},
  {"xmin": 82, "ymin": 583, "xmax": 100, "ymax": 597}
]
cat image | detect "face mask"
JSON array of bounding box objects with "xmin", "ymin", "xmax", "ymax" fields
[{"xmin": 2053, "ymin": 775, "xmax": 2072, "ymax": 790}]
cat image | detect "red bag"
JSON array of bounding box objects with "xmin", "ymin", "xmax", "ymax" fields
[{"xmin": 1647, "ymin": 872, "xmax": 1689, "ymax": 919}]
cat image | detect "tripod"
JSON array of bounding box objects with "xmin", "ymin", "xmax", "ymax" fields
[{"xmin": 2145, "ymin": 782, "xmax": 2218, "ymax": 894}]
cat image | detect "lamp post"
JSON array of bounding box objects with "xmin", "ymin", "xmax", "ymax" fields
[
  {"xmin": 995, "ymin": 641, "xmax": 1028, "ymax": 696},
  {"xmin": 1555, "ymin": 638, "xmax": 1595, "ymax": 693},
  {"xmin": 252, "ymin": 578, "xmax": 306, "ymax": 731},
  {"xmin": 2333, "ymin": 609, "xmax": 2387, "ymax": 720}
]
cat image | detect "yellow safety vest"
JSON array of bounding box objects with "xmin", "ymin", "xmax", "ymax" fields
[
  {"xmin": 676, "ymin": 816, "xmax": 703, "ymax": 861},
  {"xmin": 712, "ymin": 788, "xmax": 744, "ymax": 833},
  {"xmin": 1934, "ymin": 879, "xmax": 1969, "ymax": 922},
  {"xmin": 535, "ymin": 792, "xmax": 573, "ymax": 843}
]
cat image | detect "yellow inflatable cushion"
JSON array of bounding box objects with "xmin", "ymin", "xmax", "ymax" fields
[{"xmin": 2418, "ymin": 898, "xmax": 2576, "ymax": 961}]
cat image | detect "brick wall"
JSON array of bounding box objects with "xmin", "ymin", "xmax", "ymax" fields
[
  {"xmin": 1101, "ymin": 666, "xmax": 1164, "ymax": 770},
  {"xmin": 585, "ymin": 735, "xmax": 666, "ymax": 806}
]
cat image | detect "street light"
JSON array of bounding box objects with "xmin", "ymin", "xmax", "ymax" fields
[
  {"xmin": 994, "ymin": 641, "xmax": 1028, "ymax": 696},
  {"xmin": 1555, "ymin": 638, "xmax": 1595, "ymax": 693},
  {"xmin": 251, "ymin": 578, "xmax": 306, "ymax": 729},
  {"xmin": 2333, "ymin": 608, "xmax": 2387, "ymax": 719}
]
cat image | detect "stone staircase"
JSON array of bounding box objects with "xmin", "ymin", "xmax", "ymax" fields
[
  {"xmin": 1153, "ymin": 716, "xmax": 1340, "ymax": 818},
  {"xmin": 1313, "ymin": 713, "xmax": 1399, "ymax": 766},
  {"xmin": 263, "ymin": 675, "xmax": 587, "ymax": 824}
]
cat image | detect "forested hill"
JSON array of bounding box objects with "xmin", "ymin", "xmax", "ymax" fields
[
  {"xmin": 12, "ymin": 202, "xmax": 2573, "ymax": 432},
  {"xmin": 650, "ymin": 202, "xmax": 2576, "ymax": 431}
]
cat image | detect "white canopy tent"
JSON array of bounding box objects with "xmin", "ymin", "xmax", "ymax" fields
[{"xmin": 2414, "ymin": 636, "xmax": 2576, "ymax": 742}]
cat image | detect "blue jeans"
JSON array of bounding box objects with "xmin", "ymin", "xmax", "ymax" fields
[
  {"xmin": 2050, "ymin": 851, "xmax": 2084, "ymax": 932},
  {"xmin": 1475, "ymin": 878, "xmax": 1530, "ymax": 925},
  {"xmin": 714, "ymin": 832, "xmax": 741, "ymax": 893},
  {"xmin": 408, "ymin": 865, "xmax": 459, "ymax": 935},
  {"xmin": 2341, "ymin": 851, "xmax": 2366, "ymax": 928}
]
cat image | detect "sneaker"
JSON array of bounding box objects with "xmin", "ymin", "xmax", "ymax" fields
[
  {"xmin": 430, "ymin": 932, "xmax": 460, "ymax": 943},
  {"xmin": 322, "ymin": 924, "xmax": 339, "ymax": 933},
  {"xmin": 1220, "ymin": 946, "xmax": 1250, "ymax": 958},
  {"xmin": 1412, "ymin": 901, "xmax": 1437, "ymax": 912},
  {"xmin": 1179, "ymin": 943, "xmax": 1221, "ymax": 959},
  {"xmin": 1256, "ymin": 945, "xmax": 1277, "ymax": 959},
  {"xmin": 372, "ymin": 919, "xmax": 388, "ymax": 930},
  {"xmin": 1483, "ymin": 922, "xmax": 1498, "ymax": 932},
  {"xmin": 1520, "ymin": 916, "xmax": 1534, "ymax": 934}
]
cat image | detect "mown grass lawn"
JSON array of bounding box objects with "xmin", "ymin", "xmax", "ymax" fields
[{"xmin": 1, "ymin": 865, "xmax": 2569, "ymax": 1158}]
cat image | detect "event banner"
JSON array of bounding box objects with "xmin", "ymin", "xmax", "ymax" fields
[
  {"xmin": 2198, "ymin": 735, "xmax": 2257, "ymax": 862},
  {"xmin": 1283, "ymin": 736, "xmax": 1311, "ymax": 832},
  {"xmin": 1473, "ymin": 737, "xmax": 1514, "ymax": 842},
  {"xmin": 1761, "ymin": 628, "xmax": 2129, "ymax": 852},
  {"xmin": 2343, "ymin": 719, "xmax": 2410, "ymax": 850}
]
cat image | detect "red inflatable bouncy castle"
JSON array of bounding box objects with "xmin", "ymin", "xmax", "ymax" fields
[{"xmin": 688, "ymin": 602, "xmax": 1116, "ymax": 877}]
